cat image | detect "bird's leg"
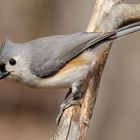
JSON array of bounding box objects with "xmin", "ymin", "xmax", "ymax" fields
[
  {"xmin": 56, "ymin": 81, "xmax": 84, "ymax": 124},
  {"xmin": 64, "ymin": 87, "xmax": 72, "ymax": 99},
  {"xmin": 62, "ymin": 82, "xmax": 84, "ymax": 108}
]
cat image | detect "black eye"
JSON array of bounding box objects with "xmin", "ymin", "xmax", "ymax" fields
[{"xmin": 9, "ymin": 58, "xmax": 16, "ymax": 66}]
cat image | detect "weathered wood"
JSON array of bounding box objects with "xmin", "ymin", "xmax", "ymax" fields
[{"xmin": 51, "ymin": 0, "xmax": 140, "ymax": 140}]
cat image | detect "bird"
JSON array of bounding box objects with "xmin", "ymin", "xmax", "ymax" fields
[{"xmin": 0, "ymin": 21, "xmax": 140, "ymax": 122}]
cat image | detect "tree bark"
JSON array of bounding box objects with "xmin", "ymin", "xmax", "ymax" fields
[{"xmin": 51, "ymin": 0, "xmax": 140, "ymax": 140}]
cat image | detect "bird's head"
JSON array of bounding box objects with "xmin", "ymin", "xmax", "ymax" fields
[{"xmin": 0, "ymin": 38, "xmax": 32, "ymax": 82}]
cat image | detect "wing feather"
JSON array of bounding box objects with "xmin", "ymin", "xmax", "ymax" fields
[{"xmin": 30, "ymin": 31, "xmax": 115, "ymax": 78}]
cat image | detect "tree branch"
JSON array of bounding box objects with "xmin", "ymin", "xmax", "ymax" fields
[{"xmin": 51, "ymin": 0, "xmax": 140, "ymax": 140}]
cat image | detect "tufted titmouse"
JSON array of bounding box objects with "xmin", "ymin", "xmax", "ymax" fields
[{"xmin": 0, "ymin": 22, "xmax": 140, "ymax": 121}]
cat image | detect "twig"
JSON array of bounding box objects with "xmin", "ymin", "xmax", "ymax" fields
[{"xmin": 51, "ymin": 0, "xmax": 140, "ymax": 140}]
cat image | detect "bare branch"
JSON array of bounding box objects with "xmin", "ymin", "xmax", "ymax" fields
[{"xmin": 52, "ymin": 0, "xmax": 140, "ymax": 140}]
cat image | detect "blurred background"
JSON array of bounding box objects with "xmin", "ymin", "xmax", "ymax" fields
[{"xmin": 0, "ymin": 0, "xmax": 139, "ymax": 140}]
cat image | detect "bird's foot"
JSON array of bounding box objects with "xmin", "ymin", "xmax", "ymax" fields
[{"xmin": 56, "ymin": 82, "xmax": 84, "ymax": 124}]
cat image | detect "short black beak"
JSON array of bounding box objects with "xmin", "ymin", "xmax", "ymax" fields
[{"xmin": 0, "ymin": 64, "xmax": 10, "ymax": 79}]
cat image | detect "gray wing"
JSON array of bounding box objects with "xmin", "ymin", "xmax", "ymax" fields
[{"xmin": 29, "ymin": 31, "xmax": 115, "ymax": 78}]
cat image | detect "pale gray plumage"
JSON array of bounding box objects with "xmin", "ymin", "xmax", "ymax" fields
[
  {"xmin": 0, "ymin": 21, "xmax": 140, "ymax": 87},
  {"xmin": 30, "ymin": 21, "xmax": 140, "ymax": 78},
  {"xmin": 30, "ymin": 31, "xmax": 116, "ymax": 77}
]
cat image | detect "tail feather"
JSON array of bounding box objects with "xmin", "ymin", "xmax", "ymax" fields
[{"xmin": 109, "ymin": 21, "xmax": 140, "ymax": 39}]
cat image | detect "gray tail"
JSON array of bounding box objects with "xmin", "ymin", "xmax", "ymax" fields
[{"xmin": 109, "ymin": 21, "xmax": 140, "ymax": 40}]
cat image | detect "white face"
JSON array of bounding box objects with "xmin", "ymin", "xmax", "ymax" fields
[
  {"xmin": 0, "ymin": 40, "xmax": 39, "ymax": 86},
  {"xmin": 4, "ymin": 53, "xmax": 30, "ymax": 81},
  {"xmin": 5, "ymin": 57, "xmax": 18, "ymax": 75},
  {"xmin": 4, "ymin": 53, "xmax": 39, "ymax": 88}
]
